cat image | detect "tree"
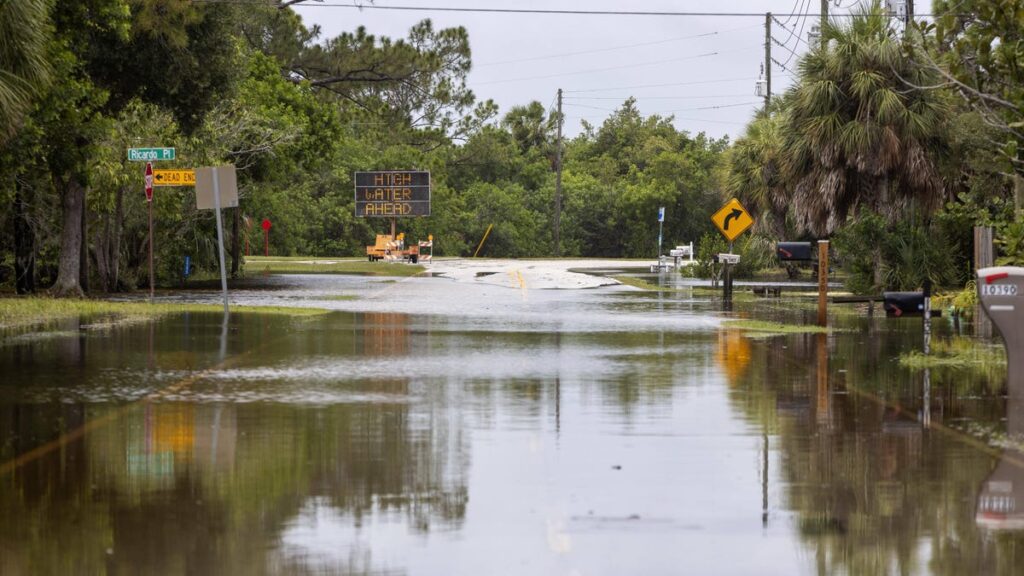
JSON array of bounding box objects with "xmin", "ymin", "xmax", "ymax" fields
[
  {"xmin": 0, "ymin": 0, "xmax": 52, "ymax": 144},
  {"xmin": 932, "ymin": 0, "xmax": 1024, "ymax": 175},
  {"xmin": 782, "ymin": 3, "xmax": 951, "ymax": 236}
]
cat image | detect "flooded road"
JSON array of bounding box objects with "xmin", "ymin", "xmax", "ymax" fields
[{"xmin": 2, "ymin": 269, "xmax": 1022, "ymax": 575}]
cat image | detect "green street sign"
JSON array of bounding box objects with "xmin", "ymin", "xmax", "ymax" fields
[{"xmin": 128, "ymin": 147, "xmax": 175, "ymax": 162}]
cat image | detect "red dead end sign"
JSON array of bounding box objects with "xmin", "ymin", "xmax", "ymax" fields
[{"xmin": 144, "ymin": 162, "xmax": 154, "ymax": 202}]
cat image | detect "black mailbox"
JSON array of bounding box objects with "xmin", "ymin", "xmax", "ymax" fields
[
  {"xmin": 777, "ymin": 242, "xmax": 813, "ymax": 261},
  {"xmin": 883, "ymin": 292, "xmax": 924, "ymax": 317}
]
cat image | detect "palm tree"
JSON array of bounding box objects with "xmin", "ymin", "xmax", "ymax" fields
[
  {"xmin": 782, "ymin": 2, "xmax": 950, "ymax": 236},
  {"xmin": 0, "ymin": 0, "xmax": 52, "ymax": 143},
  {"xmin": 728, "ymin": 102, "xmax": 790, "ymax": 238}
]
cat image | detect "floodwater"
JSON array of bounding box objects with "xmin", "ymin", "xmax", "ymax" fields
[{"xmin": 2, "ymin": 270, "xmax": 1023, "ymax": 575}]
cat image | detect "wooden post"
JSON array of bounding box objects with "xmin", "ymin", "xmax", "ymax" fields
[
  {"xmin": 975, "ymin": 226, "xmax": 994, "ymax": 338},
  {"xmin": 817, "ymin": 240, "xmax": 829, "ymax": 327}
]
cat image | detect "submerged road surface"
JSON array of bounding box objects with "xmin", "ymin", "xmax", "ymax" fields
[{"xmin": 1, "ymin": 263, "xmax": 1021, "ymax": 575}]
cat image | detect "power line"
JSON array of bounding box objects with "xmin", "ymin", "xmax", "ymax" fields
[
  {"xmin": 474, "ymin": 48, "xmax": 762, "ymax": 86},
  {"xmin": 476, "ymin": 24, "xmax": 760, "ymax": 68},
  {"xmin": 565, "ymin": 77, "xmax": 755, "ymax": 94},
  {"xmin": 565, "ymin": 94, "xmax": 754, "ymax": 100},
  {"xmin": 196, "ymin": 1, "xmax": 954, "ymax": 17}
]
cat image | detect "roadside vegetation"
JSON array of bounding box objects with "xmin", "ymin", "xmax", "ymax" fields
[
  {"xmin": 0, "ymin": 1, "xmax": 1020, "ymax": 305},
  {"xmin": 245, "ymin": 256, "xmax": 425, "ymax": 277},
  {"xmin": 0, "ymin": 297, "xmax": 329, "ymax": 331}
]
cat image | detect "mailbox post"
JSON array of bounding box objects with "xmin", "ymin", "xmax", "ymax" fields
[{"xmin": 977, "ymin": 267, "xmax": 1024, "ymax": 396}]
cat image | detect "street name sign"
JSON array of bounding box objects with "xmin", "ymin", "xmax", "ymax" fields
[
  {"xmin": 711, "ymin": 198, "xmax": 754, "ymax": 242},
  {"xmin": 354, "ymin": 170, "xmax": 431, "ymax": 217},
  {"xmin": 128, "ymin": 147, "xmax": 175, "ymax": 162},
  {"xmin": 153, "ymin": 169, "xmax": 195, "ymax": 187}
]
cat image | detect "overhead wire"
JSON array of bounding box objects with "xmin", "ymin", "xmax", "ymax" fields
[
  {"xmin": 474, "ymin": 45, "xmax": 763, "ymax": 86},
  {"xmin": 476, "ymin": 23, "xmax": 761, "ymax": 68}
]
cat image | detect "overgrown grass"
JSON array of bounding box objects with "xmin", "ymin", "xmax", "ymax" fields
[
  {"xmin": 612, "ymin": 275, "xmax": 687, "ymax": 292},
  {"xmin": 245, "ymin": 256, "xmax": 424, "ymax": 277},
  {"xmin": 899, "ymin": 337, "xmax": 1006, "ymax": 370},
  {"xmin": 723, "ymin": 319, "xmax": 832, "ymax": 335},
  {"xmin": 0, "ymin": 297, "xmax": 329, "ymax": 330}
]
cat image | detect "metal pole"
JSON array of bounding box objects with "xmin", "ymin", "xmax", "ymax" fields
[
  {"xmin": 765, "ymin": 12, "xmax": 770, "ymax": 109},
  {"xmin": 923, "ymin": 278, "xmax": 932, "ymax": 355},
  {"xmin": 657, "ymin": 218, "xmax": 663, "ymax": 267},
  {"xmin": 264, "ymin": 228, "xmax": 269, "ymax": 257},
  {"xmin": 148, "ymin": 197, "xmax": 154, "ymax": 300},
  {"xmin": 213, "ymin": 167, "xmax": 229, "ymax": 315},
  {"xmin": 817, "ymin": 240, "xmax": 829, "ymax": 327},
  {"xmin": 555, "ymin": 88, "xmax": 563, "ymax": 257}
]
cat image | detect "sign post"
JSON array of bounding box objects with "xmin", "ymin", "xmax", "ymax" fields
[
  {"xmin": 195, "ymin": 166, "xmax": 239, "ymax": 315},
  {"xmin": 657, "ymin": 206, "xmax": 665, "ymax": 271},
  {"xmin": 262, "ymin": 218, "xmax": 271, "ymax": 257},
  {"xmin": 711, "ymin": 198, "xmax": 754, "ymax": 304},
  {"xmin": 818, "ymin": 241, "xmax": 829, "ymax": 327},
  {"xmin": 145, "ymin": 162, "xmax": 154, "ymax": 299}
]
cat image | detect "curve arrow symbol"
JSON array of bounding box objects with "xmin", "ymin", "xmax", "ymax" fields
[{"xmin": 723, "ymin": 208, "xmax": 743, "ymax": 230}]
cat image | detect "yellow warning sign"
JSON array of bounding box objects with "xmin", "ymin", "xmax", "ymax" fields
[
  {"xmin": 711, "ymin": 198, "xmax": 754, "ymax": 242},
  {"xmin": 152, "ymin": 169, "xmax": 195, "ymax": 187}
]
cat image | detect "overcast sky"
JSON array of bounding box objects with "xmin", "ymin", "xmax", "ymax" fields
[{"xmin": 294, "ymin": 0, "xmax": 871, "ymax": 141}]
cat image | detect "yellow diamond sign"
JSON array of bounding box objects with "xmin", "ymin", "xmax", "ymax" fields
[
  {"xmin": 711, "ymin": 198, "xmax": 754, "ymax": 242},
  {"xmin": 152, "ymin": 169, "xmax": 195, "ymax": 187}
]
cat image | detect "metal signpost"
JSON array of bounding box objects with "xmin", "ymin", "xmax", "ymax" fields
[
  {"xmin": 711, "ymin": 198, "xmax": 754, "ymax": 304},
  {"xmin": 145, "ymin": 162, "xmax": 154, "ymax": 299},
  {"xmin": 657, "ymin": 206, "xmax": 665, "ymax": 272},
  {"xmin": 195, "ymin": 166, "xmax": 239, "ymax": 314}
]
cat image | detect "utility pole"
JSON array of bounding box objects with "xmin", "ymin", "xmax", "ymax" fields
[
  {"xmin": 765, "ymin": 12, "xmax": 770, "ymax": 109},
  {"xmin": 906, "ymin": 0, "xmax": 914, "ymax": 24},
  {"xmin": 554, "ymin": 88, "xmax": 563, "ymax": 257},
  {"xmin": 820, "ymin": 0, "xmax": 828, "ymax": 40}
]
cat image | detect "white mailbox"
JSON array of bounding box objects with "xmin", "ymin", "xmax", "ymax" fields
[
  {"xmin": 716, "ymin": 253, "xmax": 741, "ymax": 265},
  {"xmin": 977, "ymin": 267, "xmax": 1024, "ymax": 395}
]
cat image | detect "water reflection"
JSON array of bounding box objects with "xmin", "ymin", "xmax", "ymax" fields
[
  {"xmin": 729, "ymin": 319, "xmax": 1024, "ymax": 575},
  {"xmin": 3, "ymin": 291, "xmax": 1024, "ymax": 574}
]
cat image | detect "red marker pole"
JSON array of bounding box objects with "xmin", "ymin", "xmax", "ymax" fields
[
  {"xmin": 145, "ymin": 162, "xmax": 154, "ymax": 299},
  {"xmin": 262, "ymin": 218, "xmax": 271, "ymax": 257}
]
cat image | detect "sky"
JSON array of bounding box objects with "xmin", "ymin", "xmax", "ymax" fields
[{"xmin": 292, "ymin": 0, "xmax": 872, "ymax": 141}]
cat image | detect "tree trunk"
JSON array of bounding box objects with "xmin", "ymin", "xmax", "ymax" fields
[
  {"xmin": 13, "ymin": 180, "xmax": 35, "ymax": 294},
  {"xmin": 111, "ymin": 184, "xmax": 124, "ymax": 289},
  {"xmin": 52, "ymin": 175, "xmax": 85, "ymax": 298},
  {"xmin": 79, "ymin": 188, "xmax": 89, "ymax": 292},
  {"xmin": 231, "ymin": 207, "xmax": 240, "ymax": 277}
]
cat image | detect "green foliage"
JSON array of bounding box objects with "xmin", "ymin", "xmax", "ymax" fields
[
  {"xmin": 834, "ymin": 211, "xmax": 957, "ymax": 293},
  {"xmin": 996, "ymin": 217, "xmax": 1024, "ymax": 266}
]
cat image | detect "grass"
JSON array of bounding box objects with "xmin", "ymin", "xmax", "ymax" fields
[
  {"xmin": 723, "ymin": 319, "xmax": 832, "ymax": 336},
  {"xmin": 612, "ymin": 275, "xmax": 688, "ymax": 292},
  {"xmin": 899, "ymin": 337, "xmax": 1006, "ymax": 370},
  {"xmin": 0, "ymin": 297, "xmax": 330, "ymax": 331},
  {"xmin": 245, "ymin": 256, "xmax": 425, "ymax": 277}
]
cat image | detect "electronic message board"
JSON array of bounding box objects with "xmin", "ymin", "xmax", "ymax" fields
[{"xmin": 354, "ymin": 171, "xmax": 431, "ymax": 217}]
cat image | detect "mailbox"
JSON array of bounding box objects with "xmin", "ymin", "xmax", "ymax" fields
[
  {"xmin": 977, "ymin": 267, "xmax": 1024, "ymax": 395},
  {"xmin": 714, "ymin": 253, "xmax": 740, "ymax": 265},
  {"xmin": 777, "ymin": 242, "xmax": 814, "ymax": 261},
  {"xmin": 882, "ymin": 292, "xmax": 924, "ymax": 317}
]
